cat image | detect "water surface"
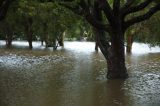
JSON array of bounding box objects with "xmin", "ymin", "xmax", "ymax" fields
[{"xmin": 0, "ymin": 41, "xmax": 160, "ymax": 106}]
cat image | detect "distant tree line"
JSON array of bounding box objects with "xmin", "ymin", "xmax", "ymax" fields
[{"xmin": 0, "ymin": 0, "xmax": 93, "ymax": 49}]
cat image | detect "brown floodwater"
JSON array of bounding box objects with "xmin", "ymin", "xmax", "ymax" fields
[{"xmin": 0, "ymin": 41, "xmax": 160, "ymax": 106}]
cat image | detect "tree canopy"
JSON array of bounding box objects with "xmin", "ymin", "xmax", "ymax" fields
[{"xmin": 0, "ymin": 0, "xmax": 160, "ymax": 79}]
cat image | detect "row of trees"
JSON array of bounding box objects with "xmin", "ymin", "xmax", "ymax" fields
[
  {"xmin": 0, "ymin": 0, "xmax": 90, "ymax": 49},
  {"xmin": 0, "ymin": 0, "xmax": 160, "ymax": 52},
  {"xmin": 0, "ymin": 0, "xmax": 160, "ymax": 79}
]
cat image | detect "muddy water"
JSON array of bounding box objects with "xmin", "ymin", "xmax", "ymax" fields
[{"xmin": 0, "ymin": 41, "xmax": 160, "ymax": 106}]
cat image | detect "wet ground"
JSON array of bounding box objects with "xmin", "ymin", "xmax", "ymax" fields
[{"xmin": 0, "ymin": 41, "xmax": 160, "ymax": 106}]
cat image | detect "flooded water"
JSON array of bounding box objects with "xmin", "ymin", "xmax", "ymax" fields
[{"xmin": 0, "ymin": 41, "xmax": 160, "ymax": 106}]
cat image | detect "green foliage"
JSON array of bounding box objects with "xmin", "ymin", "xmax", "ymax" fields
[
  {"xmin": 18, "ymin": 0, "xmax": 37, "ymax": 17},
  {"xmin": 134, "ymin": 12, "xmax": 160, "ymax": 46},
  {"xmin": 0, "ymin": 1, "xmax": 20, "ymax": 39},
  {"xmin": 154, "ymin": 0, "xmax": 160, "ymax": 3},
  {"xmin": 0, "ymin": 0, "xmax": 82, "ymax": 42},
  {"xmin": 1, "ymin": 0, "xmax": 159, "ymax": 45}
]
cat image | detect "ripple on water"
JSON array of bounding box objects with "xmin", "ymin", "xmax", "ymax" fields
[{"xmin": 124, "ymin": 58, "xmax": 160, "ymax": 105}]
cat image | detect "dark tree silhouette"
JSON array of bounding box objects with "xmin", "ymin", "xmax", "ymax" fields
[
  {"xmin": 61, "ymin": 0, "xmax": 160, "ymax": 79},
  {"xmin": 0, "ymin": 0, "xmax": 14, "ymax": 20}
]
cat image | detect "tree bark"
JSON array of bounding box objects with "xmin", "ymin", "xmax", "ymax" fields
[
  {"xmin": 53, "ymin": 37, "xmax": 57, "ymax": 50},
  {"xmin": 44, "ymin": 35, "xmax": 48, "ymax": 48},
  {"xmin": 107, "ymin": 32, "xmax": 128, "ymax": 79},
  {"xmin": 5, "ymin": 31, "xmax": 12, "ymax": 48},
  {"xmin": 58, "ymin": 34, "xmax": 64, "ymax": 47},
  {"xmin": 95, "ymin": 41, "xmax": 98, "ymax": 51},
  {"xmin": 27, "ymin": 31, "xmax": 33, "ymax": 49},
  {"xmin": 6, "ymin": 34, "xmax": 12, "ymax": 48},
  {"xmin": 60, "ymin": 0, "xmax": 160, "ymax": 79},
  {"xmin": 41, "ymin": 40, "xmax": 44, "ymax": 46},
  {"xmin": 126, "ymin": 34, "xmax": 133, "ymax": 53},
  {"xmin": 25, "ymin": 17, "xmax": 33, "ymax": 49},
  {"xmin": 92, "ymin": 1, "xmax": 128, "ymax": 79},
  {"xmin": 94, "ymin": 28, "xmax": 128, "ymax": 79},
  {"xmin": 43, "ymin": 23, "xmax": 49, "ymax": 48}
]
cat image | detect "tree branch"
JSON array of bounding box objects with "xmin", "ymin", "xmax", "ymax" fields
[
  {"xmin": 60, "ymin": 1, "xmax": 110, "ymax": 32},
  {"xmin": 124, "ymin": 4, "xmax": 160, "ymax": 29},
  {"xmin": 93, "ymin": 27, "xmax": 111, "ymax": 59},
  {"xmin": 79, "ymin": 0, "xmax": 87, "ymax": 10},
  {"xmin": 85, "ymin": 13, "xmax": 111, "ymax": 32},
  {"xmin": 123, "ymin": 0, "xmax": 153, "ymax": 16},
  {"xmin": 122, "ymin": 0, "xmax": 134, "ymax": 9},
  {"xmin": 113, "ymin": 0, "xmax": 120, "ymax": 13},
  {"xmin": 59, "ymin": 2, "xmax": 83, "ymax": 15},
  {"xmin": 98, "ymin": 0, "xmax": 114, "ymax": 24}
]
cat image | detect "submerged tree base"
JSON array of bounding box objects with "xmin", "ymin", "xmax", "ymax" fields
[{"xmin": 107, "ymin": 72, "xmax": 129, "ymax": 79}]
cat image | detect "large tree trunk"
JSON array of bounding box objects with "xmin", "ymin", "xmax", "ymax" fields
[
  {"xmin": 107, "ymin": 32, "xmax": 128, "ymax": 79},
  {"xmin": 61, "ymin": 0, "xmax": 160, "ymax": 80},
  {"xmin": 95, "ymin": 28, "xmax": 128, "ymax": 79},
  {"xmin": 92, "ymin": 3, "xmax": 128, "ymax": 79}
]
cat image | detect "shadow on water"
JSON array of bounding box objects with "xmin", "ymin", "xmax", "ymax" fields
[{"xmin": 0, "ymin": 41, "xmax": 160, "ymax": 106}]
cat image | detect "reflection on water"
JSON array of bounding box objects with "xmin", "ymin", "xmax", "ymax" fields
[{"xmin": 0, "ymin": 41, "xmax": 160, "ymax": 106}]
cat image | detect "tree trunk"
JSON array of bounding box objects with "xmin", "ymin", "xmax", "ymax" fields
[
  {"xmin": 41, "ymin": 40, "xmax": 44, "ymax": 46},
  {"xmin": 53, "ymin": 37, "xmax": 57, "ymax": 50},
  {"xmin": 28, "ymin": 40, "xmax": 32, "ymax": 49},
  {"xmin": 6, "ymin": 34, "xmax": 12, "ymax": 48},
  {"xmin": 41, "ymin": 35, "xmax": 44, "ymax": 46},
  {"xmin": 92, "ymin": 1, "xmax": 128, "ymax": 79},
  {"xmin": 26, "ymin": 26, "xmax": 33, "ymax": 49},
  {"xmin": 106, "ymin": 32, "xmax": 128, "ymax": 79},
  {"xmin": 6, "ymin": 39, "xmax": 12, "ymax": 48},
  {"xmin": 25, "ymin": 17, "xmax": 33, "ymax": 49},
  {"xmin": 58, "ymin": 34, "xmax": 64, "ymax": 47},
  {"xmin": 45, "ymin": 35, "xmax": 48, "ymax": 48},
  {"xmin": 43, "ymin": 23, "xmax": 49, "ymax": 48},
  {"xmin": 95, "ymin": 34, "xmax": 99, "ymax": 51},
  {"xmin": 126, "ymin": 34, "xmax": 133, "ymax": 53},
  {"xmin": 95, "ymin": 42, "xmax": 98, "ymax": 51},
  {"xmin": 27, "ymin": 32, "xmax": 33, "ymax": 49},
  {"xmin": 95, "ymin": 28, "xmax": 128, "ymax": 79},
  {"xmin": 5, "ymin": 29, "xmax": 13, "ymax": 48}
]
